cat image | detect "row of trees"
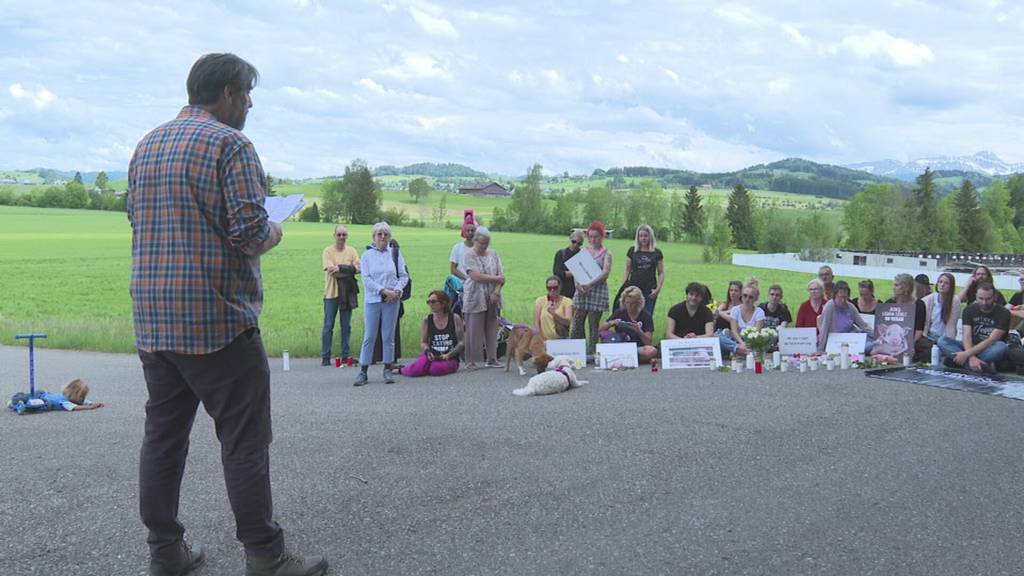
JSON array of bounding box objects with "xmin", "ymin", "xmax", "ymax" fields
[
  {"xmin": 843, "ymin": 170, "xmax": 1024, "ymax": 253},
  {"xmin": 0, "ymin": 171, "xmax": 125, "ymax": 212}
]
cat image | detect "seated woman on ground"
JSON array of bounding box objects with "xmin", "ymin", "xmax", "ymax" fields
[
  {"xmin": 665, "ymin": 282, "xmax": 715, "ymax": 339},
  {"xmin": 852, "ymin": 279, "xmax": 879, "ymax": 314},
  {"xmin": 922, "ymin": 272, "xmax": 961, "ymax": 349},
  {"xmin": 796, "ymin": 278, "xmax": 827, "ymax": 333},
  {"xmin": 534, "ymin": 275, "xmax": 574, "ymax": 340},
  {"xmin": 720, "ymin": 281, "xmax": 765, "ymax": 357},
  {"xmin": 600, "ymin": 285, "xmax": 659, "ymax": 364},
  {"xmin": 399, "ymin": 290, "xmax": 464, "ymax": 377},
  {"xmin": 817, "ymin": 280, "xmax": 873, "ymax": 353},
  {"xmin": 712, "ymin": 280, "xmax": 743, "ymax": 338}
]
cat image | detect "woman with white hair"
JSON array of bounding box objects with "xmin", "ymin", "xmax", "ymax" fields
[
  {"xmin": 796, "ymin": 278, "xmax": 827, "ymax": 333},
  {"xmin": 460, "ymin": 226, "xmax": 505, "ymax": 369},
  {"xmin": 886, "ymin": 272, "xmax": 928, "ymax": 361},
  {"xmin": 353, "ymin": 222, "xmax": 408, "ymax": 386}
]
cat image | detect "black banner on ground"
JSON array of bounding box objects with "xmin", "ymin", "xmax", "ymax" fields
[{"xmin": 866, "ymin": 366, "xmax": 1024, "ymax": 401}]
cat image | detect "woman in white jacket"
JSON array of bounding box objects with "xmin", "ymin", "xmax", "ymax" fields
[{"xmin": 922, "ymin": 272, "xmax": 961, "ymax": 345}]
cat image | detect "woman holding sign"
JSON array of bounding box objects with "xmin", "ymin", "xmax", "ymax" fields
[
  {"xmin": 817, "ymin": 281, "xmax": 872, "ymax": 352},
  {"xmin": 570, "ymin": 221, "xmax": 613, "ymax": 357}
]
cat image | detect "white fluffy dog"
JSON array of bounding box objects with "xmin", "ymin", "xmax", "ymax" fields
[{"xmin": 512, "ymin": 357, "xmax": 586, "ymax": 397}]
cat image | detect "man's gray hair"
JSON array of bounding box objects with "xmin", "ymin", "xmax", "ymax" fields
[{"xmin": 187, "ymin": 53, "xmax": 259, "ymax": 106}]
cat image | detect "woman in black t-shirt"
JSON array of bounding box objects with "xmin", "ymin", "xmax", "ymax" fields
[{"xmin": 620, "ymin": 224, "xmax": 665, "ymax": 318}]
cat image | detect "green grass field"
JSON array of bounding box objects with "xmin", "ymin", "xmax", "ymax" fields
[{"xmin": 0, "ymin": 205, "xmax": 889, "ymax": 358}]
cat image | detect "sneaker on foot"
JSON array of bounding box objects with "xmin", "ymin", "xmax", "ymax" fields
[
  {"xmin": 150, "ymin": 542, "xmax": 206, "ymax": 576},
  {"xmin": 321, "ymin": 357, "xmax": 331, "ymax": 367},
  {"xmin": 353, "ymin": 372, "xmax": 368, "ymax": 386},
  {"xmin": 245, "ymin": 550, "xmax": 328, "ymax": 576},
  {"xmin": 383, "ymin": 368, "xmax": 396, "ymax": 383}
]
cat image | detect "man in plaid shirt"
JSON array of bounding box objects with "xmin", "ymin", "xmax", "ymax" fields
[{"xmin": 128, "ymin": 53, "xmax": 327, "ymax": 576}]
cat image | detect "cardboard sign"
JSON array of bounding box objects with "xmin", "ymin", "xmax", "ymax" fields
[
  {"xmin": 860, "ymin": 313, "xmax": 875, "ymax": 331},
  {"xmin": 596, "ymin": 342, "xmax": 638, "ymax": 369},
  {"xmin": 873, "ymin": 303, "xmax": 916, "ymax": 357},
  {"xmin": 565, "ymin": 250, "xmax": 604, "ymax": 286},
  {"xmin": 825, "ymin": 332, "xmax": 868, "ymax": 355},
  {"xmin": 660, "ymin": 337, "xmax": 723, "ymax": 369},
  {"xmin": 545, "ymin": 339, "xmax": 588, "ymax": 369},
  {"xmin": 778, "ymin": 327, "xmax": 817, "ymax": 355}
]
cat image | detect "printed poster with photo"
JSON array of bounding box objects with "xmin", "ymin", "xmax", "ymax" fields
[
  {"xmin": 660, "ymin": 337, "xmax": 722, "ymax": 369},
  {"xmin": 872, "ymin": 303, "xmax": 916, "ymax": 357}
]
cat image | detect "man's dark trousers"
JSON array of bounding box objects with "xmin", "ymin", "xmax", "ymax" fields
[{"xmin": 138, "ymin": 328, "xmax": 284, "ymax": 558}]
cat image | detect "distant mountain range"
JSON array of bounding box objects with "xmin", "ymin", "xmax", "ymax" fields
[
  {"xmin": 3, "ymin": 153, "xmax": 1020, "ymax": 200},
  {"xmin": 845, "ymin": 151, "xmax": 1024, "ymax": 181}
]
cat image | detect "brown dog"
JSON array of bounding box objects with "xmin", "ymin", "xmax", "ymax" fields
[{"xmin": 504, "ymin": 326, "xmax": 553, "ymax": 376}]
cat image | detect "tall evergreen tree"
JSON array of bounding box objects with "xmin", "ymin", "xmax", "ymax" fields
[
  {"xmin": 725, "ymin": 183, "xmax": 756, "ymax": 249},
  {"xmin": 682, "ymin": 185, "xmax": 706, "ymax": 242},
  {"xmin": 1007, "ymin": 174, "xmax": 1024, "ymax": 229},
  {"xmin": 94, "ymin": 171, "xmax": 109, "ymax": 191},
  {"xmin": 669, "ymin": 192, "xmax": 685, "ymax": 241},
  {"xmin": 953, "ymin": 179, "xmax": 985, "ymax": 251},
  {"xmin": 912, "ymin": 168, "xmax": 940, "ymax": 251},
  {"xmin": 340, "ymin": 160, "xmax": 381, "ymax": 224},
  {"xmin": 73, "ymin": 171, "xmax": 83, "ymax": 185},
  {"xmin": 510, "ymin": 163, "xmax": 545, "ymax": 231}
]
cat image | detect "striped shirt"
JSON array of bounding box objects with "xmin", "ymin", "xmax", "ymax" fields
[{"xmin": 128, "ymin": 105, "xmax": 271, "ymax": 354}]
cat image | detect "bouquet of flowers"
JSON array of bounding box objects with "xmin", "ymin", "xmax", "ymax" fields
[{"xmin": 740, "ymin": 326, "xmax": 778, "ymax": 355}]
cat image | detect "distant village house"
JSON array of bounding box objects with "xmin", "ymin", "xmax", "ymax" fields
[{"xmin": 458, "ymin": 181, "xmax": 510, "ymax": 197}]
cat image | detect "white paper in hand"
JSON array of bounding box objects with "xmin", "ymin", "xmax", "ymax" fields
[
  {"xmin": 264, "ymin": 194, "xmax": 305, "ymax": 223},
  {"xmin": 565, "ymin": 250, "xmax": 603, "ymax": 285}
]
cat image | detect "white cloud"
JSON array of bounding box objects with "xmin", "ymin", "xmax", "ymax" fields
[
  {"xmin": 616, "ymin": 53, "xmax": 630, "ymax": 64},
  {"xmin": 833, "ymin": 30, "xmax": 935, "ymax": 67},
  {"xmin": 781, "ymin": 23, "xmax": 810, "ymax": 48},
  {"xmin": 662, "ymin": 68, "xmax": 679, "ymax": 83},
  {"xmin": 379, "ymin": 53, "xmax": 450, "ymax": 80},
  {"xmin": 766, "ymin": 77, "xmax": 792, "ymax": 95},
  {"xmin": 408, "ymin": 6, "xmax": 458, "ymax": 38},
  {"xmin": 714, "ymin": 4, "xmax": 764, "ymax": 27},
  {"xmin": 455, "ymin": 9, "xmax": 518, "ymax": 26},
  {"xmin": 9, "ymin": 83, "xmax": 57, "ymax": 109}
]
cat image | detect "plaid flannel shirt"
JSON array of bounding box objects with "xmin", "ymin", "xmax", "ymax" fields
[{"xmin": 128, "ymin": 105, "xmax": 270, "ymax": 354}]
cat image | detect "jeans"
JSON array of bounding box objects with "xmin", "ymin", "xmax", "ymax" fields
[
  {"xmin": 360, "ymin": 300, "xmax": 400, "ymax": 366},
  {"xmin": 138, "ymin": 328, "xmax": 284, "ymax": 558},
  {"xmin": 937, "ymin": 336, "xmax": 1008, "ymax": 366},
  {"xmin": 717, "ymin": 328, "xmax": 739, "ymax": 356},
  {"xmin": 320, "ymin": 297, "xmax": 353, "ymax": 360}
]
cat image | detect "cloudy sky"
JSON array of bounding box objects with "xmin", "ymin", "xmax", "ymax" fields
[{"xmin": 1, "ymin": 0, "xmax": 1022, "ymax": 177}]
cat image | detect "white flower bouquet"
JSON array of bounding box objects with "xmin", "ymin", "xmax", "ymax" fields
[{"xmin": 740, "ymin": 326, "xmax": 778, "ymax": 355}]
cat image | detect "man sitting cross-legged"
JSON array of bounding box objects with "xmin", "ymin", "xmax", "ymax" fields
[{"xmin": 938, "ymin": 282, "xmax": 1009, "ymax": 373}]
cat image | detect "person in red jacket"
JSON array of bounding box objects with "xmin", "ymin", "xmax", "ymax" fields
[{"xmin": 796, "ymin": 278, "xmax": 828, "ymax": 333}]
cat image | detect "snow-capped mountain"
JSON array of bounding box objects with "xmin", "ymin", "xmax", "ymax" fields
[{"xmin": 846, "ymin": 151, "xmax": 1024, "ymax": 181}]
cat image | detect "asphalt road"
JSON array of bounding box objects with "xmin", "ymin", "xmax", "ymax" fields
[{"xmin": 2, "ymin": 345, "xmax": 1024, "ymax": 576}]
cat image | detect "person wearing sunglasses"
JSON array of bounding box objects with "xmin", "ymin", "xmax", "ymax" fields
[
  {"xmin": 354, "ymin": 221, "xmax": 408, "ymax": 386},
  {"xmin": 321, "ymin": 225, "xmax": 360, "ymax": 366},
  {"xmin": 400, "ymin": 291, "xmax": 464, "ymax": 377},
  {"xmin": 552, "ymin": 230, "xmax": 584, "ymax": 299},
  {"xmin": 720, "ymin": 281, "xmax": 765, "ymax": 358},
  {"xmin": 534, "ymin": 276, "xmax": 574, "ymax": 340}
]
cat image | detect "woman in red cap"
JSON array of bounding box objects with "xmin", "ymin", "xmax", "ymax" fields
[{"xmin": 570, "ymin": 221, "xmax": 613, "ymax": 358}]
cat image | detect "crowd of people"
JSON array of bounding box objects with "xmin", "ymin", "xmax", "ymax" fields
[{"xmin": 319, "ymin": 215, "xmax": 1024, "ymax": 384}]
